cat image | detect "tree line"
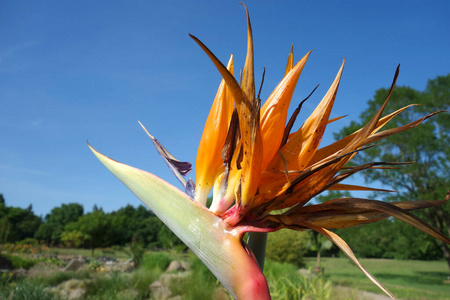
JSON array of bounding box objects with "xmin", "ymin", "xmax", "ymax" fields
[{"xmin": 0, "ymin": 194, "xmax": 184, "ymax": 252}]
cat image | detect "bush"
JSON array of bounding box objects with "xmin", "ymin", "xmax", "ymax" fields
[
  {"xmin": 17, "ymin": 238, "xmax": 39, "ymax": 246},
  {"xmin": 0, "ymin": 281, "xmax": 59, "ymax": 300},
  {"xmin": 266, "ymin": 229, "xmax": 311, "ymax": 266},
  {"xmin": 265, "ymin": 259, "xmax": 331, "ymax": 300},
  {"xmin": 1, "ymin": 253, "xmax": 36, "ymax": 270},
  {"xmin": 130, "ymin": 240, "xmax": 145, "ymax": 267},
  {"xmin": 29, "ymin": 270, "xmax": 90, "ymax": 287},
  {"xmin": 140, "ymin": 251, "xmax": 173, "ymax": 271},
  {"xmin": 83, "ymin": 271, "xmax": 131, "ymax": 299},
  {"xmin": 60, "ymin": 230, "xmax": 87, "ymax": 248}
]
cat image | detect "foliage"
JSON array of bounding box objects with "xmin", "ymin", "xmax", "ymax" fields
[
  {"xmin": 29, "ymin": 270, "xmax": 90, "ymax": 287},
  {"xmin": 130, "ymin": 240, "xmax": 145, "ymax": 267},
  {"xmin": 0, "ymin": 196, "xmax": 194, "ymax": 253},
  {"xmin": 140, "ymin": 251, "xmax": 173, "ymax": 271},
  {"xmin": 60, "ymin": 230, "xmax": 87, "ymax": 248},
  {"xmin": 266, "ymin": 229, "xmax": 311, "ymax": 266},
  {"xmin": 1, "ymin": 253, "xmax": 36, "ymax": 270},
  {"xmin": 169, "ymin": 256, "xmax": 219, "ymax": 299},
  {"xmin": 64, "ymin": 210, "xmax": 110, "ymax": 253},
  {"xmin": 157, "ymin": 224, "xmax": 185, "ymax": 250},
  {"xmin": 35, "ymin": 203, "xmax": 83, "ymax": 245},
  {"xmin": 16, "ymin": 238, "xmax": 39, "ymax": 246},
  {"xmin": 0, "ymin": 271, "xmax": 14, "ymax": 286},
  {"xmin": 0, "ymin": 281, "xmax": 59, "ymax": 300},
  {"xmin": 336, "ymin": 219, "xmax": 443, "ymax": 260},
  {"xmin": 264, "ymin": 259, "xmax": 331, "ymax": 300},
  {"xmin": 0, "ymin": 199, "xmax": 42, "ymax": 243},
  {"xmin": 2, "ymin": 246, "xmax": 449, "ymax": 300},
  {"xmin": 83, "ymin": 271, "xmax": 132, "ymax": 299}
]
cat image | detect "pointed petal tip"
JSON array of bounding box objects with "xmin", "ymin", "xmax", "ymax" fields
[{"xmin": 138, "ymin": 121, "xmax": 155, "ymax": 140}]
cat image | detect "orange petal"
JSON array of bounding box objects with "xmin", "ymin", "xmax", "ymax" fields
[
  {"xmin": 237, "ymin": 6, "xmax": 263, "ymax": 209},
  {"xmin": 189, "ymin": 23, "xmax": 262, "ymax": 215},
  {"xmin": 310, "ymin": 104, "xmax": 416, "ymax": 166},
  {"xmin": 195, "ymin": 56, "xmax": 235, "ymax": 205},
  {"xmin": 342, "ymin": 66, "xmax": 400, "ymax": 152},
  {"xmin": 240, "ymin": 4, "xmax": 255, "ymax": 102},
  {"xmin": 284, "ymin": 45, "xmax": 294, "ymax": 76},
  {"xmin": 259, "ymin": 51, "xmax": 312, "ymax": 170},
  {"xmin": 267, "ymin": 59, "xmax": 345, "ymax": 172}
]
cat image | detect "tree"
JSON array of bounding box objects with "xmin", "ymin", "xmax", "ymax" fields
[
  {"xmin": 266, "ymin": 229, "xmax": 311, "ymax": 266},
  {"xmin": 60, "ymin": 230, "xmax": 88, "ymax": 248},
  {"xmin": 133, "ymin": 216, "xmax": 163, "ymax": 248},
  {"xmin": 335, "ymin": 74, "xmax": 450, "ymax": 268},
  {"xmin": 35, "ymin": 203, "xmax": 84, "ymax": 245},
  {"xmin": 107, "ymin": 204, "xmax": 155, "ymax": 246},
  {"xmin": 0, "ymin": 199, "xmax": 42, "ymax": 242},
  {"xmin": 65, "ymin": 210, "xmax": 111, "ymax": 254}
]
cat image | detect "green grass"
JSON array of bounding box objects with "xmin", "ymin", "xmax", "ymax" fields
[
  {"xmin": 4, "ymin": 246, "xmax": 450, "ymax": 300},
  {"xmin": 0, "ymin": 281, "xmax": 59, "ymax": 300},
  {"xmin": 168, "ymin": 257, "xmax": 219, "ymax": 299},
  {"xmin": 29, "ymin": 270, "xmax": 91, "ymax": 287},
  {"xmin": 140, "ymin": 251, "xmax": 174, "ymax": 271},
  {"xmin": 264, "ymin": 259, "xmax": 331, "ymax": 300},
  {"xmin": 304, "ymin": 257, "xmax": 450, "ymax": 300}
]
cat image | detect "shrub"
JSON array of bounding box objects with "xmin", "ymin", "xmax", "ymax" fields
[
  {"xmin": 0, "ymin": 281, "xmax": 59, "ymax": 300},
  {"xmin": 1, "ymin": 253, "xmax": 36, "ymax": 270},
  {"xmin": 264, "ymin": 259, "xmax": 331, "ymax": 300},
  {"xmin": 60, "ymin": 230, "xmax": 87, "ymax": 248},
  {"xmin": 29, "ymin": 270, "xmax": 90, "ymax": 287},
  {"xmin": 83, "ymin": 271, "xmax": 131, "ymax": 298},
  {"xmin": 140, "ymin": 251, "xmax": 173, "ymax": 271},
  {"xmin": 266, "ymin": 229, "xmax": 311, "ymax": 266},
  {"xmin": 17, "ymin": 238, "xmax": 39, "ymax": 246}
]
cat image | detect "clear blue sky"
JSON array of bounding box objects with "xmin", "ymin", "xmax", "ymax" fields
[{"xmin": 1, "ymin": 0, "xmax": 449, "ymax": 217}]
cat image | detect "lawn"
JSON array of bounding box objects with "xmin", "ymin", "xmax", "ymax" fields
[
  {"xmin": 304, "ymin": 257, "xmax": 450, "ymax": 300},
  {"xmin": 3, "ymin": 246, "xmax": 450, "ymax": 299}
]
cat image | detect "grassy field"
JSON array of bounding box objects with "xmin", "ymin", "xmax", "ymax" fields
[
  {"xmin": 3, "ymin": 245, "xmax": 450, "ymax": 299},
  {"xmin": 304, "ymin": 257, "xmax": 450, "ymax": 300}
]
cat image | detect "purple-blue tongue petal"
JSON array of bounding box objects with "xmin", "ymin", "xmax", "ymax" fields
[{"xmin": 139, "ymin": 121, "xmax": 194, "ymax": 196}]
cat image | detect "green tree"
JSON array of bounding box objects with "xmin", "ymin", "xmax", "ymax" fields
[
  {"xmin": 106, "ymin": 204, "xmax": 155, "ymax": 246},
  {"xmin": 157, "ymin": 224, "xmax": 185, "ymax": 249},
  {"xmin": 0, "ymin": 198, "xmax": 42, "ymax": 242},
  {"xmin": 35, "ymin": 203, "xmax": 84, "ymax": 245},
  {"xmin": 60, "ymin": 230, "xmax": 88, "ymax": 248},
  {"xmin": 65, "ymin": 210, "xmax": 111, "ymax": 254},
  {"xmin": 133, "ymin": 216, "xmax": 163, "ymax": 248},
  {"xmin": 266, "ymin": 229, "xmax": 311, "ymax": 266},
  {"xmin": 335, "ymin": 74, "xmax": 450, "ymax": 267}
]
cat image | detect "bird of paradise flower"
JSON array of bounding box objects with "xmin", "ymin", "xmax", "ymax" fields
[{"xmin": 89, "ymin": 4, "xmax": 449, "ymax": 300}]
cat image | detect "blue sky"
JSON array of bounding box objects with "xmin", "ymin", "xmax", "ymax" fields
[{"xmin": 1, "ymin": 0, "xmax": 449, "ymax": 217}]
